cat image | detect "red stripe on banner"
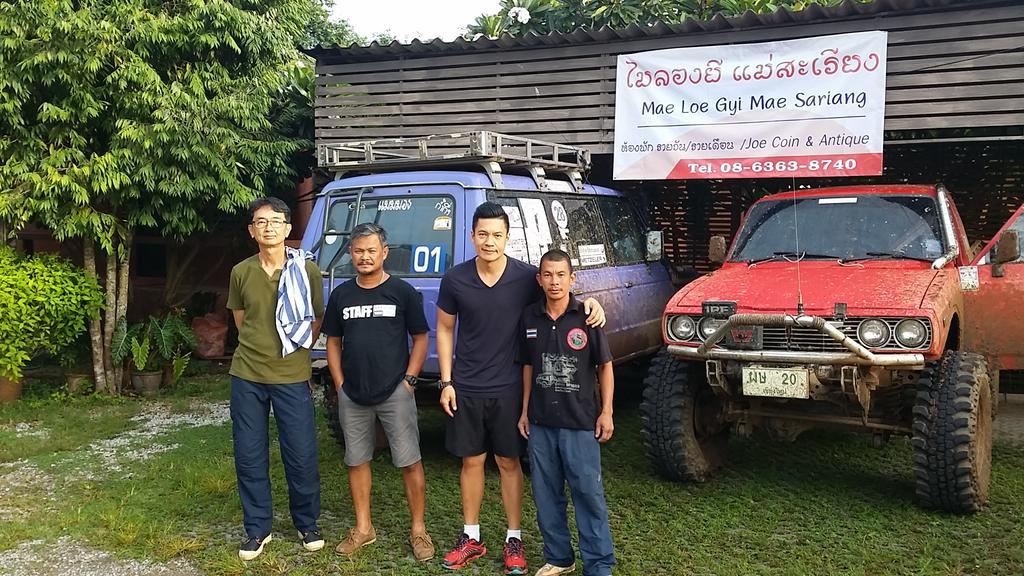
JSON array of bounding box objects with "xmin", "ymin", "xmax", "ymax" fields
[{"xmin": 666, "ymin": 153, "xmax": 883, "ymax": 179}]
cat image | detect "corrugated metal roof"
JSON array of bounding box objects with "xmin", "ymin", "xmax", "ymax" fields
[{"xmin": 304, "ymin": 0, "xmax": 999, "ymax": 63}]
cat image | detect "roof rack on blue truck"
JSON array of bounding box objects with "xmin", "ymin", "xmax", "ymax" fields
[{"xmin": 317, "ymin": 131, "xmax": 591, "ymax": 193}]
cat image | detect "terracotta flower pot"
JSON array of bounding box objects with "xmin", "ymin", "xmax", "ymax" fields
[
  {"xmin": 131, "ymin": 371, "xmax": 162, "ymax": 398},
  {"xmin": 0, "ymin": 375, "xmax": 23, "ymax": 403}
]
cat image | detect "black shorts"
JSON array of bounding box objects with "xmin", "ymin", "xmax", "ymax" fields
[{"xmin": 445, "ymin": 393, "xmax": 523, "ymax": 458}]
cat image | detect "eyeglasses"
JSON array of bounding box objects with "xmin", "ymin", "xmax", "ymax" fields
[{"xmin": 252, "ymin": 218, "xmax": 288, "ymax": 229}]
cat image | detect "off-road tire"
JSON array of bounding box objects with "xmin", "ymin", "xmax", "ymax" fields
[
  {"xmin": 912, "ymin": 351, "xmax": 993, "ymax": 514},
  {"xmin": 640, "ymin": 349, "xmax": 728, "ymax": 482},
  {"xmin": 318, "ymin": 371, "xmax": 394, "ymax": 451},
  {"xmin": 317, "ymin": 371, "xmax": 345, "ymax": 448},
  {"xmin": 990, "ymin": 368, "xmax": 1000, "ymax": 418}
]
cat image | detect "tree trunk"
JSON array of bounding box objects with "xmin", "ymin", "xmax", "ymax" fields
[
  {"xmin": 113, "ymin": 231, "xmax": 133, "ymax": 394},
  {"xmin": 83, "ymin": 239, "xmax": 109, "ymax": 394},
  {"xmin": 103, "ymin": 241, "xmax": 117, "ymax": 388}
]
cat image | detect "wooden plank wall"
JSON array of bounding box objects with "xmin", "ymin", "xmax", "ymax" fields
[{"xmin": 314, "ymin": 2, "xmax": 1024, "ymax": 153}]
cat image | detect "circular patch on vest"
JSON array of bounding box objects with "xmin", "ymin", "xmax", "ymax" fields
[{"xmin": 567, "ymin": 327, "xmax": 588, "ymax": 351}]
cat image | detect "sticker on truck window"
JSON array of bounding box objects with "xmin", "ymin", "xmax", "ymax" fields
[
  {"xmin": 503, "ymin": 205, "xmax": 525, "ymax": 228},
  {"xmin": 578, "ymin": 244, "xmax": 608, "ymax": 267},
  {"xmin": 435, "ymin": 198, "xmax": 453, "ymax": 215},
  {"xmin": 520, "ymin": 198, "xmax": 553, "ymax": 266},
  {"xmin": 411, "ymin": 244, "xmax": 447, "ymax": 274},
  {"xmin": 551, "ymin": 200, "xmax": 569, "ymax": 240},
  {"xmin": 379, "ymin": 199, "xmax": 413, "ymax": 211},
  {"xmin": 433, "ymin": 216, "xmax": 452, "ymax": 231}
]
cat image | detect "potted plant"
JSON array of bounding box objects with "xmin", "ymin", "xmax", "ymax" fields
[
  {"xmin": 151, "ymin": 312, "xmax": 197, "ymax": 387},
  {"xmin": 0, "ymin": 247, "xmax": 104, "ymax": 402},
  {"xmin": 59, "ymin": 332, "xmax": 94, "ymax": 394},
  {"xmin": 113, "ymin": 313, "xmax": 197, "ymax": 397}
]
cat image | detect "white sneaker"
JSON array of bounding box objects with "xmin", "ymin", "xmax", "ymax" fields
[
  {"xmin": 239, "ymin": 533, "xmax": 272, "ymax": 561},
  {"xmin": 535, "ymin": 562, "xmax": 576, "ymax": 576},
  {"xmin": 299, "ymin": 528, "xmax": 325, "ymax": 552}
]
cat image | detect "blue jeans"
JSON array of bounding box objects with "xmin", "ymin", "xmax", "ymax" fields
[
  {"xmin": 528, "ymin": 424, "xmax": 616, "ymax": 576},
  {"xmin": 230, "ymin": 376, "xmax": 320, "ymax": 538}
]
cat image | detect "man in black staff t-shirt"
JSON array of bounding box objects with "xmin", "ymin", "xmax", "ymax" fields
[
  {"xmin": 436, "ymin": 202, "xmax": 606, "ymax": 575},
  {"xmin": 517, "ymin": 250, "xmax": 616, "ymax": 576},
  {"xmin": 322, "ymin": 223, "xmax": 435, "ymax": 563}
]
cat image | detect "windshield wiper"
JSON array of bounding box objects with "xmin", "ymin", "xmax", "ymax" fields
[
  {"xmin": 744, "ymin": 251, "xmax": 843, "ymax": 265},
  {"xmin": 840, "ymin": 251, "xmax": 935, "ymax": 264}
]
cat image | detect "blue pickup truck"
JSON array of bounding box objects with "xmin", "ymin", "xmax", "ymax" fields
[{"xmin": 301, "ymin": 133, "xmax": 676, "ymax": 442}]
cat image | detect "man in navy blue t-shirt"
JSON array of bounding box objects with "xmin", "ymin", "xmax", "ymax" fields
[{"xmin": 436, "ymin": 202, "xmax": 605, "ymax": 574}]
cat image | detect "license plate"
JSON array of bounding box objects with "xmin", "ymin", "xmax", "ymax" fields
[{"xmin": 742, "ymin": 367, "xmax": 809, "ymax": 399}]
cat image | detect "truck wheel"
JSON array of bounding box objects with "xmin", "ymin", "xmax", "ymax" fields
[
  {"xmin": 912, "ymin": 351, "xmax": 992, "ymax": 513},
  {"xmin": 318, "ymin": 371, "xmax": 345, "ymax": 448},
  {"xmin": 640, "ymin": 349, "xmax": 728, "ymax": 482},
  {"xmin": 319, "ymin": 373, "xmax": 390, "ymax": 451}
]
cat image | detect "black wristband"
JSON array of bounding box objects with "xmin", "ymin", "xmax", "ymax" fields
[{"xmin": 440, "ymin": 380, "xmax": 453, "ymax": 389}]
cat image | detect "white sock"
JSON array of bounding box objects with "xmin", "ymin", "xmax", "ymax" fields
[
  {"xmin": 506, "ymin": 529, "xmax": 521, "ymax": 542},
  {"xmin": 464, "ymin": 524, "xmax": 480, "ymax": 542}
]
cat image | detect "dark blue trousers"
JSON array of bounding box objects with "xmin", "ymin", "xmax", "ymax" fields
[
  {"xmin": 230, "ymin": 376, "xmax": 320, "ymax": 538},
  {"xmin": 528, "ymin": 424, "xmax": 616, "ymax": 576}
]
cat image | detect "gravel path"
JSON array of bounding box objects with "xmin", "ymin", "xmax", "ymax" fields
[
  {"xmin": 0, "ymin": 400, "xmax": 230, "ymax": 576},
  {"xmin": 0, "ymin": 539, "xmax": 201, "ymax": 576}
]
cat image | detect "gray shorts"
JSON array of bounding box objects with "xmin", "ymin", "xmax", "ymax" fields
[{"xmin": 337, "ymin": 382, "xmax": 421, "ymax": 468}]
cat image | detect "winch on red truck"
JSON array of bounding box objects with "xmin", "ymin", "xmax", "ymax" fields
[{"xmin": 641, "ymin": 184, "xmax": 1024, "ymax": 514}]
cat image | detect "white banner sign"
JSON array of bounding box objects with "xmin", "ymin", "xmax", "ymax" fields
[{"xmin": 613, "ymin": 31, "xmax": 887, "ymax": 180}]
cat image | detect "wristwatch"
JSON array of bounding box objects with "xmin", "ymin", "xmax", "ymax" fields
[
  {"xmin": 439, "ymin": 380, "xmax": 453, "ymax": 390},
  {"xmin": 403, "ymin": 374, "xmax": 418, "ymax": 387}
]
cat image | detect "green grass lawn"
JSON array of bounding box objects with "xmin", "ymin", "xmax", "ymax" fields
[{"xmin": 1, "ymin": 375, "xmax": 1023, "ymax": 576}]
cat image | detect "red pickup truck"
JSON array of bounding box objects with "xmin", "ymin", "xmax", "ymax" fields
[{"xmin": 642, "ymin": 184, "xmax": 1024, "ymax": 513}]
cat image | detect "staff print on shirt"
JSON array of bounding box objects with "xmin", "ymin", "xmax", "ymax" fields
[{"xmin": 342, "ymin": 304, "xmax": 398, "ymax": 319}]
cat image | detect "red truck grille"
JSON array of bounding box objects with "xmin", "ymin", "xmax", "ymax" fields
[{"xmin": 721, "ymin": 318, "xmax": 931, "ymax": 353}]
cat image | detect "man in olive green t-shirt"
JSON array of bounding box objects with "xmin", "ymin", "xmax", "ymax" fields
[{"xmin": 226, "ymin": 197, "xmax": 325, "ymax": 561}]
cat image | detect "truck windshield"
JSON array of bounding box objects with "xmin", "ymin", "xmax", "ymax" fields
[
  {"xmin": 730, "ymin": 195, "xmax": 945, "ymax": 263},
  {"xmin": 318, "ymin": 195, "xmax": 455, "ymax": 277}
]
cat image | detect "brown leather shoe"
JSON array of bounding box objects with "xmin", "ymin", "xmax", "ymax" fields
[
  {"xmin": 410, "ymin": 531, "xmax": 435, "ymax": 562},
  {"xmin": 334, "ymin": 526, "xmax": 376, "ymax": 556}
]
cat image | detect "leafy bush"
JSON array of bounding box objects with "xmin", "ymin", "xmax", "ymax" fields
[{"xmin": 0, "ymin": 247, "xmax": 104, "ymax": 380}]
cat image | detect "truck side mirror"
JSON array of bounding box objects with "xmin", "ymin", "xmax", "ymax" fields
[
  {"xmin": 994, "ymin": 229, "xmax": 1021, "ymax": 264},
  {"xmin": 709, "ymin": 235, "xmax": 727, "ymax": 264},
  {"xmin": 646, "ymin": 230, "xmax": 663, "ymax": 262}
]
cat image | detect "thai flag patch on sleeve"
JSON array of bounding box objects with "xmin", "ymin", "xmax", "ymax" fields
[{"xmin": 525, "ymin": 328, "xmax": 537, "ymax": 339}]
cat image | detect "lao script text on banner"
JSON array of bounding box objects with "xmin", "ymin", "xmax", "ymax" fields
[{"xmin": 613, "ymin": 31, "xmax": 888, "ymax": 180}]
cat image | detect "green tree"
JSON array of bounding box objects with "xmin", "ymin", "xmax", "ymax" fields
[
  {"xmin": 467, "ymin": 0, "xmax": 858, "ymax": 37},
  {"xmin": 0, "ymin": 0, "xmax": 314, "ymax": 393}
]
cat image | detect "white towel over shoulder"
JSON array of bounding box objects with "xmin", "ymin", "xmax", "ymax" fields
[{"xmin": 276, "ymin": 247, "xmax": 315, "ymax": 356}]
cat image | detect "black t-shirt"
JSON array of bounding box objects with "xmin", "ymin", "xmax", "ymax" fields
[
  {"xmin": 517, "ymin": 297, "xmax": 612, "ymax": 430},
  {"xmin": 321, "ymin": 276, "xmax": 429, "ymax": 406},
  {"xmin": 437, "ymin": 257, "xmax": 542, "ymax": 397}
]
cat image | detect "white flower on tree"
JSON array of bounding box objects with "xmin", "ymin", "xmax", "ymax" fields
[{"xmin": 508, "ymin": 7, "xmax": 531, "ymax": 24}]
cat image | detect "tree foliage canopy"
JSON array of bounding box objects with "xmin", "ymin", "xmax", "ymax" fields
[
  {"xmin": 468, "ymin": 0, "xmax": 863, "ymax": 37},
  {"xmin": 0, "ymin": 0, "xmax": 318, "ymax": 247}
]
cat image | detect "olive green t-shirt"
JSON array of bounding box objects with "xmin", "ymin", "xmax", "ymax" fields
[{"xmin": 227, "ymin": 254, "xmax": 324, "ymax": 384}]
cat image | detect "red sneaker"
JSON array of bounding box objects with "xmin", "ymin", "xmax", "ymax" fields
[
  {"xmin": 442, "ymin": 533, "xmax": 487, "ymax": 570},
  {"xmin": 503, "ymin": 537, "xmax": 527, "ymax": 575}
]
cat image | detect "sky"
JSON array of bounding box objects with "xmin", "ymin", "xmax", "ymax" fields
[{"xmin": 331, "ymin": 0, "xmax": 502, "ymax": 43}]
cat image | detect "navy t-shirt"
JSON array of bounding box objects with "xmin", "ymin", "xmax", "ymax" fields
[
  {"xmin": 321, "ymin": 276, "xmax": 429, "ymax": 406},
  {"xmin": 437, "ymin": 257, "xmax": 542, "ymax": 397},
  {"xmin": 517, "ymin": 297, "xmax": 613, "ymax": 430}
]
